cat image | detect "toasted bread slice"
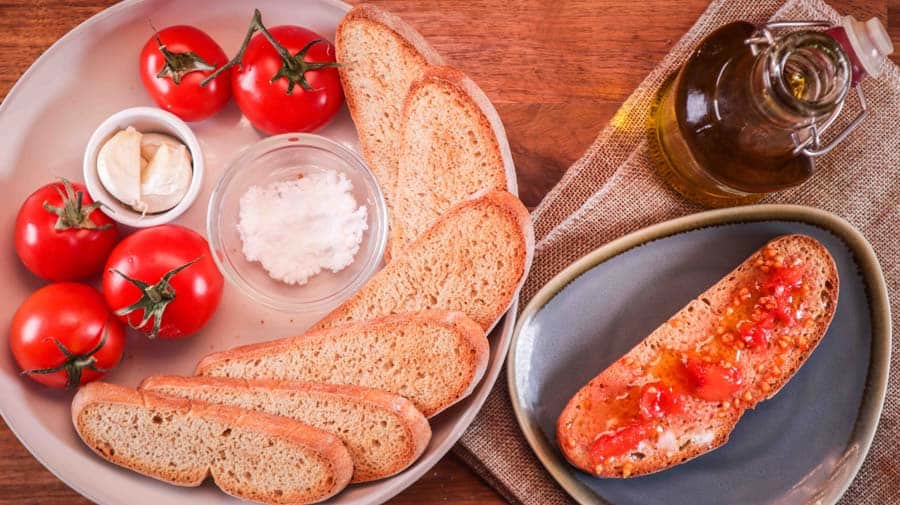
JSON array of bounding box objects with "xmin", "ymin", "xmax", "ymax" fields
[
  {"xmin": 71, "ymin": 382, "xmax": 352, "ymax": 505},
  {"xmin": 195, "ymin": 310, "xmax": 489, "ymax": 418},
  {"xmin": 388, "ymin": 66, "xmax": 514, "ymax": 259},
  {"xmin": 557, "ymin": 235, "xmax": 839, "ymax": 478},
  {"xmin": 140, "ymin": 376, "xmax": 431, "ymax": 483},
  {"xmin": 314, "ymin": 190, "xmax": 533, "ymax": 332},
  {"xmin": 336, "ymin": 3, "xmax": 444, "ymax": 209}
]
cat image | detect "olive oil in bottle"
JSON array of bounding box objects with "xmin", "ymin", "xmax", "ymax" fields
[{"xmin": 653, "ymin": 17, "xmax": 894, "ymax": 207}]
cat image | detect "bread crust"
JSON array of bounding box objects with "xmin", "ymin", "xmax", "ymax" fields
[
  {"xmin": 338, "ymin": 4, "xmax": 444, "ymax": 67},
  {"xmin": 195, "ymin": 310, "xmax": 490, "ymax": 418},
  {"xmin": 139, "ymin": 375, "xmax": 432, "ymax": 482},
  {"xmin": 388, "ymin": 65, "xmax": 517, "ymax": 259},
  {"xmin": 314, "ymin": 190, "xmax": 534, "ymax": 333},
  {"xmin": 557, "ymin": 235, "xmax": 839, "ymax": 478},
  {"xmin": 72, "ymin": 382, "xmax": 353, "ymax": 503}
]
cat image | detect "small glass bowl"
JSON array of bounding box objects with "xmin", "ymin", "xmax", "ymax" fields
[{"xmin": 207, "ymin": 134, "xmax": 387, "ymax": 313}]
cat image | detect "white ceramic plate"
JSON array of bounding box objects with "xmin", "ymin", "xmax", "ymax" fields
[{"xmin": 0, "ymin": 1, "xmax": 519, "ymax": 504}]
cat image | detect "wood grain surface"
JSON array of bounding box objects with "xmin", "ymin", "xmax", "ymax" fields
[{"xmin": 0, "ymin": 0, "xmax": 897, "ymax": 504}]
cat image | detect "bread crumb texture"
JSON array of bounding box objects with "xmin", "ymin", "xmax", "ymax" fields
[{"xmin": 392, "ymin": 70, "xmax": 508, "ymax": 254}]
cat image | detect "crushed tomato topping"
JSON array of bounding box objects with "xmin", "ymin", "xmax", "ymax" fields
[{"xmin": 587, "ymin": 246, "xmax": 807, "ymax": 466}]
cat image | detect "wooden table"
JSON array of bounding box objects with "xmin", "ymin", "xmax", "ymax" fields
[{"xmin": 1, "ymin": 1, "xmax": 897, "ymax": 503}]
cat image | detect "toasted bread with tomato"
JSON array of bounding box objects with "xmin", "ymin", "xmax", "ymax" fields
[{"xmin": 557, "ymin": 235, "xmax": 838, "ymax": 478}]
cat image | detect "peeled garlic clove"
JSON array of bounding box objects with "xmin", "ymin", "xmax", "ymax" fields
[
  {"xmin": 97, "ymin": 127, "xmax": 142, "ymax": 209},
  {"xmin": 138, "ymin": 143, "xmax": 192, "ymax": 214},
  {"xmin": 140, "ymin": 132, "xmax": 192, "ymax": 164}
]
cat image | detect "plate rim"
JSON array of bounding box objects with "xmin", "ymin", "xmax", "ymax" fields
[
  {"xmin": 0, "ymin": 1, "xmax": 526, "ymax": 504},
  {"xmin": 507, "ymin": 203, "xmax": 892, "ymax": 505}
]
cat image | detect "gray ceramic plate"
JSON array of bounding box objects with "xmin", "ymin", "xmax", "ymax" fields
[{"xmin": 509, "ymin": 205, "xmax": 891, "ymax": 505}]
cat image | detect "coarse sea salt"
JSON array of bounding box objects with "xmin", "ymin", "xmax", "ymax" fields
[{"xmin": 237, "ymin": 170, "xmax": 368, "ymax": 285}]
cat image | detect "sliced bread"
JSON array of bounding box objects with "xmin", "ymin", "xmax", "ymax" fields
[
  {"xmin": 336, "ymin": 3, "xmax": 444, "ymax": 209},
  {"xmin": 195, "ymin": 310, "xmax": 489, "ymax": 417},
  {"xmin": 71, "ymin": 382, "xmax": 352, "ymax": 504},
  {"xmin": 389, "ymin": 66, "xmax": 514, "ymax": 259},
  {"xmin": 314, "ymin": 190, "xmax": 533, "ymax": 332},
  {"xmin": 557, "ymin": 235, "xmax": 839, "ymax": 478},
  {"xmin": 140, "ymin": 376, "xmax": 431, "ymax": 483}
]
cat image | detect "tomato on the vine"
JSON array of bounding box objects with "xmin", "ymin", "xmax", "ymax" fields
[
  {"xmin": 140, "ymin": 25, "xmax": 231, "ymax": 122},
  {"xmin": 102, "ymin": 225, "xmax": 224, "ymax": 339},
  {"xmin": 203, "ymin": 10, "xmax": 343, "ymax": 134},
  {"xmin": 10, "ymin": 283, "xmax": 126, "ymax": 389},
  {"xmin": 14, "ymin": 179, "xmax": 119, "ymax": 281}
]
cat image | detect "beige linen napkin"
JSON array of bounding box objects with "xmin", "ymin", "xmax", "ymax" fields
[{"xmin": 454, "ymin": 0, "xmax": 900, "ymax": 503}]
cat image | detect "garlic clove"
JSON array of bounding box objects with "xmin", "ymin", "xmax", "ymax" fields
[
  {"xmin": 140, "ymin": 132, "xmax": 192, "ymax": 164},
  {"xmin": 97, "ymin": 126, "xmax": 143, "ymax": 210},
  {"xmin": 138, "ymin": 142, "xmax": 192, "ymax": 214}
]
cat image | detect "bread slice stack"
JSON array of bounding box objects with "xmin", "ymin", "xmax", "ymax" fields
[
  {"xmin": 72, "ymin": 382, "xmax": 353, "ymax": 504},
  {"xmin": 71, "ymin": 5, "xmax": 532, "ymax": 504},
  {"xmin": 73, "ymin": 314, "xmax": 488, "ymax": 502},
  {"xmin": 140, "ymin": 376, "xmax": 431, "ymax": 483},
  {"xmin": 338, "ymin": 4, "xmax": 515, "ymax": 260}
]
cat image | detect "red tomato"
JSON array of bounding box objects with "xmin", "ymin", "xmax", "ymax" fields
[
  {"xmin": 140, "ymin": 25, "xmax": 231, "ymax": 122},
  {"xmin": 10, "ymin": 283, "xmax": 125, "ymax": 389},
  {"xmin": 102, "ymin": 225, "xmax": 223, "ymax": 339},
  {"xmin": 638, "ymin": 382, "xmax": 682, "ymax": 420},
  {"xmin": 14, "ymin": 179, "xmax": 119, "ymax": 281},
  {"xmin": 589, "ymin": 423, "xmax": 649, "ymax": 462},
  {"xmin": 232, "ymin": 25, "xmax": 343, "ymax": 134},
  {"xmin": 685, "ymin": 358, "xmax": 743, "ymax": 402}
]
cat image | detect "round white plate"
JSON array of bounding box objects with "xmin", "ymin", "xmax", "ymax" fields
[{"xmin": 0, "ymin": 1, "xmax": 519, "ymax": 504}]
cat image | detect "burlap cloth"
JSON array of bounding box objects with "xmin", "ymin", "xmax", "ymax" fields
[{"xmin": 452, "ymin": 0, "xmax": 900, "ymax": 503}]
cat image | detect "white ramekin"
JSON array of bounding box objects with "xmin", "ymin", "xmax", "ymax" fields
[{"xmin": 82, "ymin": 107, "xmax": 204, "ymax": 228}]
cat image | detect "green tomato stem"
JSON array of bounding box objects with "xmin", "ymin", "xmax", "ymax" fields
[
  {"xmin": 111, "ymin": 257, "xmax": 200, "ymax": 339},
  {"xmin": 22, "ymin": 323, "xmax": 113, "ymax": 389},
  {"xmin": 199, "ymin": 9, "xmax": 339, "ymax": 94}
]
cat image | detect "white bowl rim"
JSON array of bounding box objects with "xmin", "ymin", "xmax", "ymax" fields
[{"xmin": 82, "ymin": 106, "xmax": 205, "ymax": 228}]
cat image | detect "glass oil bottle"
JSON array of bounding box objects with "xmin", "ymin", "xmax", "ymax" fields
[{"xmin": 652, "ymin": 16, "xmax": 894, "ymax": 207}]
